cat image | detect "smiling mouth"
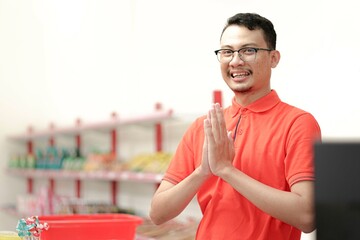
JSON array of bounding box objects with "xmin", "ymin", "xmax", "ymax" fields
[{"xmin": 231, "ymin": 72, "xmax": 250, "ymax": 78}]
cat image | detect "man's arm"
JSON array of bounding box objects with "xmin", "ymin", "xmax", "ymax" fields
[
  {"xmin": 149, "ymin": 168, "xmax": 208, "ymax": 225},
  {"xmin": 219, "ymin": 167, "xmax": 315, "ymax": 233},
  {"xmin": 149, "ymin": 132, "xmax": 212, "ymax": 225}
]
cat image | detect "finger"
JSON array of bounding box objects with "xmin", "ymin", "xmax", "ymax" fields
[
  {"xmin": 215, "ymin": 103, "xmax": 226, "ymax": 139},
  {"xmin": 227, "ymin": 130, "xmax": 234, "ymax": 145},
  {"xmin": 227, "ymin": 130, "xmax": 235, "ymax": 159},
  {"xmin": 207, "ymin": 109, "xmax": 211, "ymax": 124},
  {"xmin": 227, "ymin": 130, "xmax": 232, "ymax": 139},
  {"xmin": 204, "ymin": 118, "xmax": 215, "ymax": 146},
  {"xmin": 202, "ymin": 126, "xmax": 208, "ymax": 160},
  {"xmin": 210, "ymin": 104, "xmax": 220, "ymax": 140},
  {"xmin": 203, "ymin": 122, "xmax": 209, "ymax": 150}
]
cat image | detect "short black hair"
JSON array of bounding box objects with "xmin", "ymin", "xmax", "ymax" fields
[{"xmin": 220, "ymin": 13, "xmax": 277, "ymax": 50}]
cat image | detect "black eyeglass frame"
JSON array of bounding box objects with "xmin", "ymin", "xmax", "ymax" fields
[{"xmin": 214, "ymin": 47, "xmax": 273, "ymax": 63}]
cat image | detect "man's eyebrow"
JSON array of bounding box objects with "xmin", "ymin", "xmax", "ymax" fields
[
  {"xmin": 220, "ymin": 43, "xmax": 258, "ymax": 49},
  {"xmin": 219, "ymin": 45, "xmax": 234, "ymax": 49}
]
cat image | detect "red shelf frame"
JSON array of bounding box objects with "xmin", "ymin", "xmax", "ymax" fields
[
  {"xmin": 7, "ymin": 108, "xmax": 173, "ymax": 142},
  {"xmin": 6, "ymin": 168, "xmax": 163, "ymax": 183}
]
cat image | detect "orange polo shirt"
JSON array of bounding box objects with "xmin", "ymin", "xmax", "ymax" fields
[{"xmin": 163, "ymin": 90, "xmax": 321, "ymax": 240}]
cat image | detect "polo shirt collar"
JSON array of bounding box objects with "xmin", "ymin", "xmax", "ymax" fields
[{"xmin": 230, "ymin": 90, "xmax": 281, "ymax": 117}]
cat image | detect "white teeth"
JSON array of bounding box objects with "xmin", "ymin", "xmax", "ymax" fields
[{"xmin": 232, "ymin": 73, "xmax": 249, "ymax": 78}]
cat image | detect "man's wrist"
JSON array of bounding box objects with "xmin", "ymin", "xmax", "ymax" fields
[
  {"xmin": 217, "ymin": 164, "xmax": 236, "ymax": 180},
  {"xmin": 195, "ymin": 166, "xmax": 212, "ymax": 180}
]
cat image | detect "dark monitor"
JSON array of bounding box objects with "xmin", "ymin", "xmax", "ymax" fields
[{"xmin": 314, "ymin": 141, "xmax": 360, "ymax": 240}]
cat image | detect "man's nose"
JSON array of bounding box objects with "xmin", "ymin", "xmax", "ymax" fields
[{"xmin": 230, "ymin": 52, "xmax": 245, "ymax": 65}]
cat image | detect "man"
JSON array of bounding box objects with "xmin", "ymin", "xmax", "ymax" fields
[{"xmin": 150, "ymin": 13, "xmax": 321, "ymax": 240}]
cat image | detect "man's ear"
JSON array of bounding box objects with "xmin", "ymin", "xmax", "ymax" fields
[{"xmin": 271, "ymin": 50, "xmax": 280, "ymax": 68}]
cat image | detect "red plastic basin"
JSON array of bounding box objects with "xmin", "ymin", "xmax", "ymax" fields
[{"xmin": 38, "ymin": 214, "xmax": 143, "ymax": 240}]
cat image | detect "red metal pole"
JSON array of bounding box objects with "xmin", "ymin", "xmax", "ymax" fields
[
  {"xmin": 154, "ymin": 103, "xmax": 163, "ymax": 192},
  {"xmin": 27, "ymin": 141, "xmax": 33, "ymax": 155},
  {"xmin": 27, "ymin": 126, "xmax": 34, "ymax": 194},
  {"xmin": 76, "ymin": 134, "xmax": 81, "ymax": 154},
  {"xmin": 49, "ymin": 123, "xmax": 55, "ymax": 146},
  {"xmin": 111, "ymin": 130, "xmax": 117, "ymax": 155},
  {"xmin": 111, "ymin": 112, "xmax": 117, "ymax": 155},
  {"xmin": 27, "ymin": 178, "xmax": 33, "ymax": 194},
  {"xmin": 47, "ymin": 123, "xmax": 56, "ymax": 213},
  {"xmin": 111, "ymin": 181, "xmax": 117, "ymax": 205},
  {"xmin": 110, "ymin": 112, "xmax": 118, "ymax": 205},
  {"xmin": 76, "ymin": 179, "xmax": 81, "ymax": 198},
  {"xmin": 213, "ymin": 90, "xmax": 223, "ymax": 106},
  {"xmin": 75, "ymin": 118, "xmax": 82, "ymax": 198},
  {"xmin": 49, "ymin": 178, "xmax": 55, "ymax": 214},
  {"xmin": 155, "ymin": 103, "xmax": 162, "ymax": 152}
]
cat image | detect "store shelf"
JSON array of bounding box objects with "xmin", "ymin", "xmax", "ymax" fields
[
  {"xmin": 6, "ymin": 168, "xmax": 163, "ymax": 183},
  {"xmin": 7, "ymin": 109, "xmax": 174, "ymax": 142},
  {"xmin": 0, "ymin": 205, "xmax": 21, "ymax": 217},
  {"xmin": 3, "ymin": 102, "xmax": 193, "ymax": 221}
]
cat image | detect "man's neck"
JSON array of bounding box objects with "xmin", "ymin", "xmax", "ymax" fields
[{"xmin": 234, "ymin": 89, "xmax": 271, "ymax": 107}]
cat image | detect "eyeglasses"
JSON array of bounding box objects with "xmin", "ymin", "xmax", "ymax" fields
[{"xmin": 214, "ymin": 47, "xmax": 273, "ymax": 63}]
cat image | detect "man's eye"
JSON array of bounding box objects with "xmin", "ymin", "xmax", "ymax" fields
[
  {"xmin": 243, "ymin": 48, "xmax": 256, "ymax": 55},
  {"xmin": 221, "ymin": 50, "xmax": 233, "ymax": 56}
]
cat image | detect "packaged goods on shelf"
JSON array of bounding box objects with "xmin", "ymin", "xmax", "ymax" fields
[
  {"xmin": 35, "ymin": 147, "xmax": 70, "ymax": 170},
  {"xmin": 16, "ymin": 186, "xmax": 134, "ymax": 216},
  {"xmin": 16, "ymin": 185, "xmax": 70, "ymax": 216},
  {"xmin": 7, "ymin": 155, "xmax": 19, "ymax": 168},
  {"xmin": 83, "ymin": 152, "xmax": 116, "ymax": 171},
  {"xmin": 61, "ymin": 156, "xmax": 85, "ymax": 171},
  {"xmin": 0, "ymin": 231, "xmax": 21, "ymax": 240},
  {"xmin": 16, "ymin": 194, "xmax": 39, "ymax": 216},
  {"xmin": 8, "ymin": 154, "xmax": 35, "ymax": 169},
  {"xmin": 124, "ymin": 152, "xmax": 173, "ymax": 173}
]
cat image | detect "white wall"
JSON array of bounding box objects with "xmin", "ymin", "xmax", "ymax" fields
[{"xmin": 1, "ymin": 0, "xmax": 360, "ymax": 238}]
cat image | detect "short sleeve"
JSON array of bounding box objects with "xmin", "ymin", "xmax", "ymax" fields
[
  {"xmin": 163, "ymin": 117, "xmax": 205, "ymax": 184},
  {"xmin": 285, "ymin": 113, "xmax": 321, "ymax": 187}
]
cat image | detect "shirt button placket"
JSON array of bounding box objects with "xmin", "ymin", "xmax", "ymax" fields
[{"xmin": 239, "ymin": 109, "xmax": 247, "ymax": 135}]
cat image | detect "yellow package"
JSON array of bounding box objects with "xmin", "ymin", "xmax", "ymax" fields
[{"xmin": 0, "ymin": 231, "xmax": 21, "ymax": 240}]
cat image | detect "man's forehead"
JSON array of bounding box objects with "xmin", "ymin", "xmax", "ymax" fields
[{"xmin": 221, "ymin": 25, "xmax": 265, "ymax": 46}]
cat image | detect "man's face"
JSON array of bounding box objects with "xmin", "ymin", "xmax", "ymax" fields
[{"xmin": 219, "ymin": 25, "xmax": 279, "ymax": 99}]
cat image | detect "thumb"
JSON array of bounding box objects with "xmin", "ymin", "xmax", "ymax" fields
[
  {"xmin": 227, "ymin": 130, "xmax": 234, "ymax": 146},
  {"xmin": 227, "ymin": 130, "xmax": 233, "ymax": 142}
]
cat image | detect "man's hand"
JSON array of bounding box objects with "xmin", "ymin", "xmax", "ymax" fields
[
  {"xmin": 203, "ymin": 103, "xmax": 235, "ymax": 176},
  {"xmin": 199, "ymin": 117, "xmax": 212, "ymax": 177}
]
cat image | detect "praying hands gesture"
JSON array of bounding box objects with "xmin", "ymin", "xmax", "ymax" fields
[
  {"xmin": 150, "ymin": 102, "xmax": 315, "ymax": 232},
  {"xmin": 200, "ymin": 103, "xmax": 315, "ymax": 233},
  {"xmin": 201, "ymin": 103, "xmax": 235, "ymax": 177}
]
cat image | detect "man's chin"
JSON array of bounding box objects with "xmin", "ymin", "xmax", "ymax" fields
[{"xmin": 232, "ymin": 86, "xmax": 252, "ymax": 94}]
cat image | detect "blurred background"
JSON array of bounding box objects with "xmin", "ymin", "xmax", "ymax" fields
[{"xmin": 1, "ymin": 0, "xmax": 359, "ymax": 239}]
